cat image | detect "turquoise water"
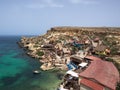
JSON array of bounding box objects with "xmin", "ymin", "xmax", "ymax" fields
[{"xmin": 0, "ymin": 36, "xmax": 61, "ymax": 90}]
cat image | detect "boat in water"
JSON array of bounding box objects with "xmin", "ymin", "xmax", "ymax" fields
[{"xmin": 33, "ymin": 70, "xmax": 41, "ymax": 74}]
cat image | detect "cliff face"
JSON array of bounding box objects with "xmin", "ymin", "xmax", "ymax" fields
[{"xmin": 47, "ymin": 26, "xmax": 120, "ymax": 35}]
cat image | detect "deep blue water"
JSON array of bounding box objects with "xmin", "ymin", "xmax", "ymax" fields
[{"xmin": 0, "ymin": 36, "xmax": 61, "ymax": 90}]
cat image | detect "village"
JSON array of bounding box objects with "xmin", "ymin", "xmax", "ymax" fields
[{"xmin": 19, "ymin": 27, "xmax": 120, "ymax": 90}]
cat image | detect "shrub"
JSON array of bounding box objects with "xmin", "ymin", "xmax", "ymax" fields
[
  {"xmin": 105, "ymin": 58, "xmax": 114, "ymax": 62},
  {"xmin": 116, "ymin": 82, "xmax": 120, "ymax": 90},
  {"xmin": 36, "ymin": 51, "xmax": 44, "ymax": 56},
  {"xmin": 110, "ymin": 47, "xmax": 119, "ymax": 55}
]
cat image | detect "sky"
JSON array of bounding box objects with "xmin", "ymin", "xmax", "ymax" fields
[{"xmin": 0, "ymin": 0, "xmax": 120, "ymax": 35}]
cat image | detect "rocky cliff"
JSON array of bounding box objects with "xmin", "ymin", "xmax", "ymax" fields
[{"xmin": 47, "ymin": 26, "xmax": 120, "ymax": 35}]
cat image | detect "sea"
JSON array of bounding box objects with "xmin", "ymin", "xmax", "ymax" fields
[{"xmin": 0, "ymin": 36, "xmax": 61, "ymax": 90}]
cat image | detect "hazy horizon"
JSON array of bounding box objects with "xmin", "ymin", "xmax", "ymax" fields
[{"xmin": 0, "ymin": 0, "xmax": 120, "ymax": 35}]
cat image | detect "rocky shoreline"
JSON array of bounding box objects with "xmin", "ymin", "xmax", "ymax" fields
[{"xmin": 18, "ymin": 26, "xmax": 120, "ymax": 71}]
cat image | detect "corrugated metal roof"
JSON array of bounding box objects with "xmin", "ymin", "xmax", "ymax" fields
[{"xmin": 79, "ymin": 60, "xmax": 120, "ymax": 90}]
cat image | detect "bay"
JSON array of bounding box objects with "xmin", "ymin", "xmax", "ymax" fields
[{"xmin": 0, "ymin": 36, "xmax": 61, "ymax": 90}]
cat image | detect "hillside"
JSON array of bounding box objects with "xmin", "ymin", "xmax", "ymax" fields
[{"xmin": 19, "ymin": 26, "xmax": 120, "ymax": 70}]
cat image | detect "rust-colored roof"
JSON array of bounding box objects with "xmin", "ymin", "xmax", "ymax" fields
[
  {"xmin": 80, "ymin": 78, "xmax": 104, "ymax": 90},
  {"xmin": 85, "ymin": 55, "xmax": 102, "ymax": 61},
  {"xmin": 79, "ymin": 60, "xmax": 120, "ymax": 90}
]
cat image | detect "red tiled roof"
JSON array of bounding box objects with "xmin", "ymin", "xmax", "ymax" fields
[
  {"xmin": 79, "ymin": 60, "xmax": 120, "ymax": 90},
  {"xmin": 80, "ymin": 78, "xmax": 104, "ymax": 90},
  {"xmin": 85, "ymin": 55, "xmax": 102, "ymax": 61}
]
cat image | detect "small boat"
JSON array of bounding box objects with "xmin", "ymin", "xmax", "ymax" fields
[{"xmin": 33, "ymin": 70, "xmax": 41, "ymax": 74}]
